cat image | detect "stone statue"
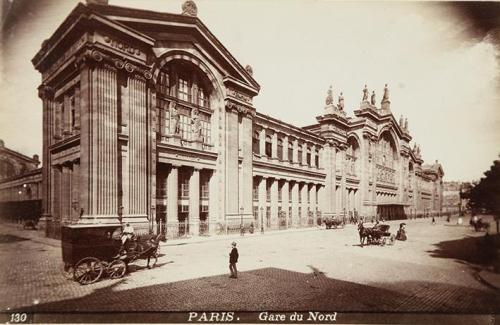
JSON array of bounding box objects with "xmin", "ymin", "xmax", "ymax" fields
[
  {"xmin": 245, "ymin": 65, "xmax": 253, "ymax": 76},
  {"xmin": 181, "ymin": 0, "xmax": 198, "ymax": 16},
  {"xmin": 370, "ymin": 91, "xmax": 376, "ymax": 105},
  {"xmin": 404, "ymin": 118, "xmax": 408, "ymax": 130},
  {"xmin": 191, "ymin": 107, "xmax": 202, "ymax": 140},
  {"xmin": 325, "ymin": 86, "xmax": 334, "ymax": 105},
  {"xmin": 338, "ymin": 92, "xmax": 344, "ymax": 110},
  {"xmin": 170, "ymin": 101, "xmax": 180, "ymax": 135},
  {"xmin": 399, "ymin": 115, "xmax": 404, "ymax": 126},
  {"xmin": 362, "ymin": 85, "xmax": 369, "ymax": 101},
  {"xmin": 382, "ymin": 84, "xmax": 390, "ymax": 101}
]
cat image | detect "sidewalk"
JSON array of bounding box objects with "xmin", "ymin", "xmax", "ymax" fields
[
  {"xmin": 161, "ymin": 225, "xmax": 323, "ymax": 247},
  {"xmin": 0, "ymin": 222, "xmax": 60, "ymax": 247}
]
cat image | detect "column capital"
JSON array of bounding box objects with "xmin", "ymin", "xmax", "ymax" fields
[{"xmin": 38, "ymin": 84, "xmax": 54, "ymax": 100}]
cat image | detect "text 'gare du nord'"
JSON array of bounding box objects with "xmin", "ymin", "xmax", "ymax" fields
[{"xmin": 29, "ymin": 0, "xmax": 443, "ymax": 239}]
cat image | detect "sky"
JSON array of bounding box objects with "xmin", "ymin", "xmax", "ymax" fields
[{"xmin": 1, "ymin": 0, "xmax": 499, "ymax": 182}]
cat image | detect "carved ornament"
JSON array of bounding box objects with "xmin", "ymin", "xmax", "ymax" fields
[
  {"xmin": 77, "ymin": 50, "xmax": 153, "ymax": 80},
  {"xmin": 227, "ymin": 88, "xmax": 252, "ymax": 104},
  {"xmin": 38, "ymin": 84, "xmax": 54, "ymax": 100},
  {"xmin": 225, "ymin": 100, "xmax": 256, "ymax": 117}
]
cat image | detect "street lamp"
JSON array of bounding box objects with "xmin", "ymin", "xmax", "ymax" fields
[{"xmin": 260, "ymin": 207, "xmax": 264, "ymax": 234}]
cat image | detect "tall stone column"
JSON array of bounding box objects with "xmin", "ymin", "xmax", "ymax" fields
[
  {"xmin": 80, "ymin": 62, "xmax": 119, "ymax": 222},
  {"xmin": 291, "ymin": 181, "xmax": 298, "ymax": 226},
  {"xmin": 208, "ymin": 170, "xmax": 218, "ymax": 233},
  {"xmin": 258, "ymin": 176, "xmax": 267, "ymax": 228},
  {"xmin": 270, "ymin": 178, "xmax": 279, "ymax": 228},
  {"xmin": 301, "ymin": 183, "xmax": 308, "ymax": 225},
  {"xmin": 189, "ymin": 168, "xmax": 200, "ymax": 235},
  {"xmin": 240, "ymin": 114, "xmax": 253, "ymax": 216},
  {"xmin": 38, "ymin": 85, "xmax": 54, "ymax": 225},
  {"xmin": 167, "ymin": 165, "xmax": 179, "ymax": 227},
  {"xmin": 282, "ymin": 180, "xmax": 289, "ymax": 227},
  {"xmin": 323, "ymin": 143, "xmax": 334, "ymax": 217},
  {"xmin": 225, "ymin": 108, "xmax": 239, "ymax": 219}
]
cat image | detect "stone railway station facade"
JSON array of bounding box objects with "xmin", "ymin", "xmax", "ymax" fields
[{"xmin": 32, "ymin": 1, "xmax": 443, "ymax": 238}]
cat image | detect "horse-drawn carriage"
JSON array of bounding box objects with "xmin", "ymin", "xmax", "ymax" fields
[
  {"xmin": 62, "ymin": 224, "xmax": 163, "ymax": 285},
  {"xmin": 324, "ymin": 216, "xmax": 345, "ymax": 229},
  {"xmin": 358, "ymin": 223, "xmax": 395, "ymax": 247}
]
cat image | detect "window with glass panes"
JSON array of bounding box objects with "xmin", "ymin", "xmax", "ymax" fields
[
  {"xmin": 277, "ymin": 138, "xmax": 283, "ymax": 160},
  {"xmin": 266, "ymin": 183, "xmax": 271, "ymax": 202},
  {"xmin": 179, "ymin": 114, "xmax": 191, "ymax": 140},
  {"xmin": 201, "ymin": 178, "xmax": 209, "ymax": 199},
  {"xmin": 252, "ymin": 132, "xmax": 260, "ymax": 155},
  {"xmin": 158, "ymin": 70, "xmax": 170, "ymax": 96},
  {"xmin": 201, "ymin": 120, "xmax": 211, "ymax": 144},
  {"xmin": 178, "ymin": 78, "xmax": 190, "ymax": 101},
  {"xmin": 298, "ymin": 146, "xmax": 303, "ymax": 164},
  {"xmin": 198, "ymin": 88, "xmax": 209, "ymax": 108},
  {"xmin": 179, "ymin": 174, "xmax": 190, "ymax": 198},
  {"xmin": 158, "ymin": 100, "xmax": 170, "ymax": 136},
  {"xmin": 265, "ymin": 136, "xmax": 272, "ymax": 157},
  {"xmin": 253, "ymin": 180, "xmax": 259, "ymax": 201},
  {"xmin": 288, "ymin": 141, "xmax": 293, "ymax": 161},
  {"xmin": 306, "ymin": 147, "xmax": 311, "ymax": 166}
]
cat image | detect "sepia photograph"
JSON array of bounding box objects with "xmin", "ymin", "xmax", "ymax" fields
[{"xmin": 0, "ymin": 0, "xmax": 499, "ymax": 323}]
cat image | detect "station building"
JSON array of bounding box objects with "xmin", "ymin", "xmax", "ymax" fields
[{"xmin": 32, "ymin": 1, "xmax": 444, "ymax": 238}]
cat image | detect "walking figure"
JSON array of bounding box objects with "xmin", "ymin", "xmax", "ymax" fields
[
  {"xmin": 431, "ymin": 216, "xmax": 436, "ymax": 225},
  {"xmin": 229, "ymin": 242, "xmax": 239, "ymax": 279}
]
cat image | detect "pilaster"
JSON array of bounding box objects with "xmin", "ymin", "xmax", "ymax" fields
[{"xmin": 189, "ymin": 168, "xmax": 200, "ymax": 235}]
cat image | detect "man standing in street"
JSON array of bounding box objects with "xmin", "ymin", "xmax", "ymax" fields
[{"xmin": 229, "ymin": 242, "xmax": 239, "ymax": 278}]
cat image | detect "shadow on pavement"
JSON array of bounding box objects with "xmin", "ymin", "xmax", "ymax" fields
[
  {"xmin": 19, "ymin": 267, "xmax": 499, "ymax": 313},
  {"xmin": 0, "ymin": 234, "xmax": 29, "ymax": 243},
  {"xmin": 427, "ymin": 234, "xmax": 499, "ymax": 266}
]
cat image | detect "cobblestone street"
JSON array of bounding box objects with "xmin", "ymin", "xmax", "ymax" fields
[{"xmin": 1, "ymin": 216, "xmax": 499, "ymax": 313}]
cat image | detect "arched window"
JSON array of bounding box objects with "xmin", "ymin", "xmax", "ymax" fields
[
  {"xmin": 277, "ymin": 138, "xmax": 283, "ymax": 160},
  {"xmin": 252, "ymin": 131, "xmax": 260, "ymax": 155},
  {"xmin": 265, "ymin": 135, "xmax": 272, "ymax": 157}
]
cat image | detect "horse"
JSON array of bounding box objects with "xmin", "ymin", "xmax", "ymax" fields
[
  {"xmin": 357, "ymin": 222, "xmax": 373, "ymax": 247},
  {"xmin": 125, "ymin": 233, "xmax": 164, "ymax": 269}
]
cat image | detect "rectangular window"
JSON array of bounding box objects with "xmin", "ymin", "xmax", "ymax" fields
[
  {"xmin": 253, "ymin": 181, "xmax": 259, "ymax": 201},
  {"xmin": 198, "ymin": 88, "xmax": 209, "ymax": 108},
  {"xmin": 307, "ymin": 152, "xmax": 311, "ymax": 166},
  {"xmin": 179, "ymin": 175, "xmax": 189, "ymax": 198},
  {"xmin": 266, "ymin": 207, "xmax": 271, "ymax": 227},
  {"xmin": 266, "ymin": 184, "xmax": 271, "ymax": 202},
  {"xmin": 253, "ymin": 136, "xmax": 260, "ymax": 155},
  {"xmin": 201, "ymin": 181, "xmax": 209, "ymax": 199},
  {"xmin": 277, "ymin": 140, "xmax": 283, "ymax": 160},
  {"xmin": 265, "ymin": 142, "xmax": 272, "ymax": 157},
  {"xmin": 315, "ymin": 154, "xmax": 319, "ymax": 168},
  {"xmin": 201, "ymin": 205, "xmax": 209, "ymax": 212},
  {"xmin": 298, "ymin": 207, "xmax": 302, "ymax": 218},
  {"xmin": 288, "ymin": 145, "xmax": 293, "ymax": 162},
  {"xmin": 178, "ymin": 78, "xmax": 190, "ymax": 101},
  {"xmin": 298, "ymin": 149, "xmax": 303, "ymax": 164},
  {"xmin": 179, "ymin": 114, "xmax": 191, "ymax": 141},
  {"xmin": 179, "ymin": 205, "xmax": 189, "ymax": 212},
  {"xmin": 159, "ymin": 71, "xmax": 170, "ymax": 96}
]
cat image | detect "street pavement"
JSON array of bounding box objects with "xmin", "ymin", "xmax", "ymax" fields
[{"xmin": 0, "ymin": 216, "xmax": 499, "ymax": 313}]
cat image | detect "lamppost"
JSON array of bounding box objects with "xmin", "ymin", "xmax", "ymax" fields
[
  {"xmin": 240, "ymin": 206, "xmax": 244, "ymax": 236},
  {"xmin": 260, "ymin": 207, "xmax": 264, "ymax": 234}
]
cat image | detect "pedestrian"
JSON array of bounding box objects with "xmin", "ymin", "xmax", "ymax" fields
[
  {"xmin": 229, "ymin": 241, "xmax": 239, "ymax": 279},
  {"xmin": 431, "ymin": 216, "xmax": 436, "ymax": 225}
]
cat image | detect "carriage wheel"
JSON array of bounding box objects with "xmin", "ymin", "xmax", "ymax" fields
[
  {"xmin": 62, "ymin": 263, "xmax": 74, "ymax": 280},
  {"xmin": 108, "ymin": 259, "xmax": 127, "ymax": 279},
  {"xmin": 74, "ymin": 257, "xmax": 104, "ymax": 285}
]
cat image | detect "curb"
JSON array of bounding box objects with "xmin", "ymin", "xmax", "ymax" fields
[{"xmin": 476, "ymin": 270, "xmax": 500, "ymax": 291}]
